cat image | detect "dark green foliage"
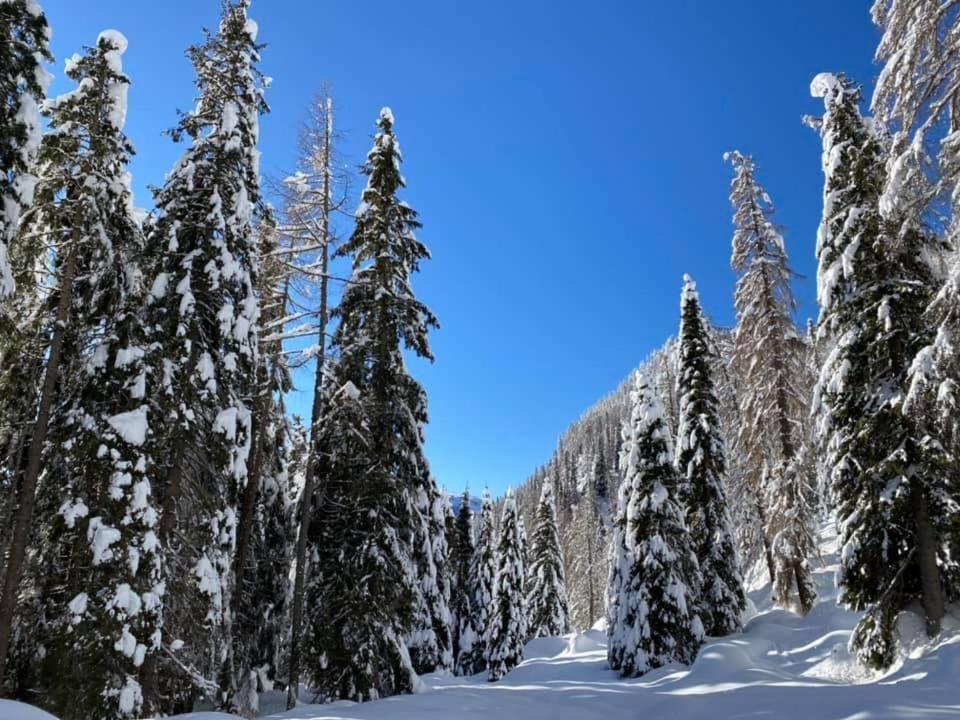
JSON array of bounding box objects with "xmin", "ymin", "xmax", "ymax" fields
[
  {"xmin": 487, "ymin": 492, "xmax": 526, "ymax": 681},
  {"xmin": 675, "ymin": 276, "xmax": 745, "ymax": 636},
  {"xmin": 526, "ymin": 479, "xmax": 570, "ymax": 638},
  {"xmin": 306, "ymin": 107, "xmax": 439, "ymax": 701},
  {"xmin": 812, "ymin": 73, "xmax": 950, "ymax": 667}
]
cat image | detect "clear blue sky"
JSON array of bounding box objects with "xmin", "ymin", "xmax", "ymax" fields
[{"xmin": 42, "ymin": 1, "xmax": 878, "ymax": 497}]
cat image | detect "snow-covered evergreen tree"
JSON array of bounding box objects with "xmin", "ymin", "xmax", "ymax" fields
[
  {"xmin": 871, "ymin": 0, "xmax": 960, "ymax": 223},
  {"xmin": 7, "ymin": 32, "xmax": 162, "ymax": 719},
  {"xmin": 306, "ymin": 106, "xmax": 439, "ymax": 701},
  {"xmin": 487, "ymin": 489, "xmax": 526, "ymax": 681},
  {"xmin": 810, "ymin": 71, "xmax": 951, "ymax": 668},
  {"xmin": 872, "ymin": 3, "xmax": 960, "ymax": 576},
  {"xmin": 0, "ymin": 0, "xmax": 50, "ymax": 299},
  {"xmin": 605, "ymin": 464, "xmax": 630, "ymax": 673},
  {"xmin": 674, "ymin": 274, "xmax": 745, "ymax": 635},
  {"xmin": 614, "ymin": 371, "xmax": 703, "ymax": 678},
  {"xmin": 409, "ymin": 485, "xmax": 454, "ymax": 674},
  {"xmin": 526, "ymin": 478, "xmax": 570, "ymax": 638},
  {"xmin": 726, "ymin": 150, "xmax": 814, "ymax": 596},
  {"xmin": 462, "ymin": 487, "xmax": 495, "ymax": 675},
  {"xmin": 139, "ymin": 1, "xmax": 266, "ymax": 711},
  {"xmin": 451, "ymin": 490, "xmax": 480, "ymax": 675}
]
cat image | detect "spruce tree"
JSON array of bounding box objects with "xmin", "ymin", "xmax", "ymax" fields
[
  {"xmin": 306, "ymin": 106, "xmax": 438, "ymax": 701},
  {"xmin": 451, "ymin": 490, "xmax": 480, "ymax": 674},
  {"xmin": 615, "ymin": 372, "xmax": 703, "ymax": 678},
  {"xmin": 605, "ymin": 468, "xmax": 630, "ymax": 673},
  {"xmin": 675, "ymin": 274, "xmax": 745, "ymax": 634},
  {"xmin": 464, "ymin": 488, "xmax": 496, "ymax": 675},
  {"xmin": 409, "ymin": 486, "xmax": 454, "ymax": 674},
  {"xmin": 526, "ymin": 478, "xmax": 570, "ymax": 638},
  {"xmin": 487, "ymin": 489, "xmax": 526, "ymax": 681},
  {"xmin": 139, "ymin": 2, "xmax": 266, "ymax": 710},
  {"xmin": 0, "ymin": 0, "xmax": 50, "ymax": 299},
  {"xmin": 873, "ymin": 2, "xmax": 960, "ymax": 576},
  {"xmin": 726, "ymin": 150, "xmax": 814, "ymax": 596},
  {"xmin": 811, "ymin": 71, "xmax": 950, "ymax": 667},
  {"xmin": 5, "ymin": 32, "xmax": 161, "ymax": 719}
]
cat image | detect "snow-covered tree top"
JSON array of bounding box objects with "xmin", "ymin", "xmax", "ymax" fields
[
  {"xmin": 537, "ymin": 477, "xmax": 557, "ymax": 509},
  {"xmin": 810, "ymin": 72, "xmax": 847, "ymax": 100},
  {"xmin": 681, "ymin": 273, "xmax": 698, "ymax": 304},
  {"xmin": 97, "ymin": 29, "xmax": 128, "ymax": 55}
]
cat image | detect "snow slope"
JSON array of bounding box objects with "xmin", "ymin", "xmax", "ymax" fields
[
  {"xmin": 228, "ymin": 529, "xmax": 960, "ymax": 719},
  {"xmin": 7, "ymin": 529, "xmax": 960, "ymax": 720}
]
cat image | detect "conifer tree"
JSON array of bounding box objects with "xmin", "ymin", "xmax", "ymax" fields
[
  {"xmin": 614, "ymin": 372, "xmax": 703, "ymax": 678},
  {"xmin": 871, "ymin": 0, "xmax": 960, "ymax": 222},
  {"xmin": 605, "ymin": 470, "xmax": 630, "ymax": 673},
  {"xmin": 5, "ymin": 32, "xmax": 162, "ymax": 719},
  {"xmin": 463, "ymin": 488, "xmax": 496, "ymax": 675},
  {"xmin": 451, "ymin": 490, "xmax": 480, "ymax": 674},
  {"xmin": 675, "ymin": 274, "xmax": 745, "ymax": 634},
  {"xmin": 306, "ymin": 106, "xmax": 439, "ymax": 701},
  {"xmin": 811, "ymin": 71, "xmax": 950, "ymax": 667},
  {"xmin": 409, "ymin": 486, "xmax": 454, "ymax": 674},
  {"xmin": 139, "ymin": 2, "xmax": 266, "ymax": 711},
  {"xmin": 726, "ymin": 150, "xmax": 813, "ymax": 594},
  {"xmin": 526, "ymin": 478, "xmax": 570, "ymax": 638},
  {"xmin": 0, "ymin": 0, "xmax": 50, "ymax": 299},
  {"xmin": 0, "ymin": 28, "xmax": 151, "ymax": 689},
  {"xmin": 487, "ymin": 490, "xmax": 526, "ymax": 681},
  {"xmin": 873, "ymin": 2, "xmax": 960, "ymax": 572}
]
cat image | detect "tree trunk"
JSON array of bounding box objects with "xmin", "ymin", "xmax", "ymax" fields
[
  {"xmin": 910, "ymin": 482, "xmax": 944, "ymax": 637},
  {"xmin": 793, "ymin": 560, "xmax": 814, "ymax": 615},
  {"xmin": 753, "ymin": 491, "xmax": 775, "ymax": 583},
  {"xmin": 0, "ymin": 242, "xmax": 78, "ymax": 682}
]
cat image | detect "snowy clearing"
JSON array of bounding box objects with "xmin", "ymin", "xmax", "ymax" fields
[
  {"xmin": 173, "ymin": 532, "xmax": 957, "ymax": 719},
  {"xmin": 6, "ymin": 533, "xmax": 958, "ymax": 720}
]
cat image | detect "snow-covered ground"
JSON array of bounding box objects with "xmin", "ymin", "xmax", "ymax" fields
[{"xmin": 4, "ymin": 530, "xmax": 959, "ymax": 720}]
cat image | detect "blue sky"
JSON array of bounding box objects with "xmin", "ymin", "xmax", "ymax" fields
[{"xmin": 42, "ymin": 1, "xmax": 879, "ymax": 497}]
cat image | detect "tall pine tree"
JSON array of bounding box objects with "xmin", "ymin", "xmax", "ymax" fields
[
  {"xmin": 872, "ymin": 1, "xmax": 960, "ymax": 581},
  {"xmin": 613, "ymin": 371, "xmax": 703, "ymax": 678},
  {"xmin": 463, "ymin": 488, "xmax": 496, "ymax": 675},
  {"xmin": 139, "ymin": 2, "xmax": 266, "ymax": 711},
  {"xmin": 487, "ymin": 489, "xmax": 526, "ymax": 681},
  {"xmin": 674, "ymin": 274, "xmax": 745, "ymax": 634},
  {"xmin": 605, "ymin": 461, "xmax": 630, "ymax": 673},
  {"xmin": 811, "ymin": 71, "xmax": 950, "ymax": 668},
  {"xmin": 5, "ymin": 32, "xmax": 161, "ymax": 719},
  {"xmin": 306, "ymin": 106, "xmax": 439, "ymax": 701},
  {"xmin": 451, "ymin": 490, "xmax": 481, "ymax": 674},
  {"xmin": 526, "ymin": 478, "xmax": 570, "ymax": 638}
]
